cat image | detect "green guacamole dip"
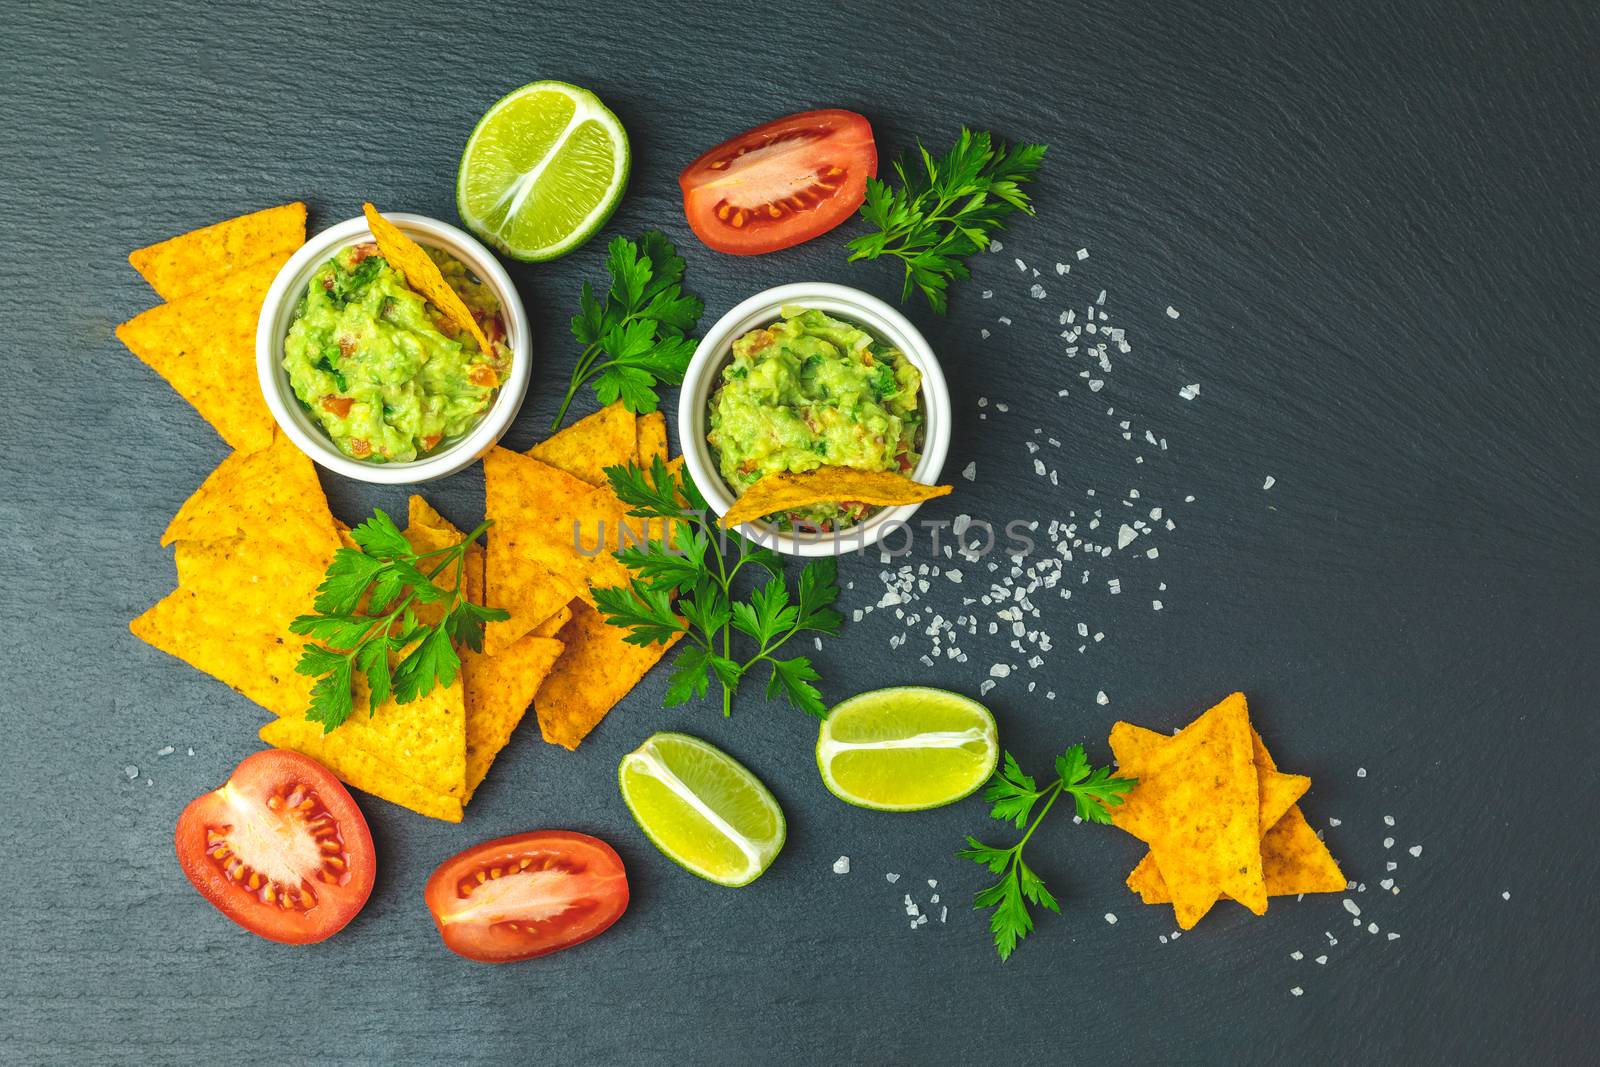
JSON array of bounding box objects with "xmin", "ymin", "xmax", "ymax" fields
[
  {"xmin": 282, "ymin": 243, "xmax": 509, "ymax": 463},
  {"xmin": 707, "ymin": 306, "xmax": 923, "ymax": 530}
]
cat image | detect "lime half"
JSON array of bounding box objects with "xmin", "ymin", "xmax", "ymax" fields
[
  {"xmin": 457, "ymin": 81, "xmax": 629, "ymax": 261},
  {"xmin": 618, "ymin": 733, "xmax": 784, "ymax": 887},
  {"xmin": 817, "ymin": 687, "xmax": 999, "ymax": 811}
]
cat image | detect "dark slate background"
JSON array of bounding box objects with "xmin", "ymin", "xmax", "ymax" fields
[{"xmin": 3, "ymin": 1, "xmax": 1596, "ymax": 1063}]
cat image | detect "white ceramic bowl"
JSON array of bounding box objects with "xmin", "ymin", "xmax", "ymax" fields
[
  {"xmin": 255, "ymin": 213, "xmax": 531, "ymax": 484},
  {"xmin": 678, "ymin": 282, "xmax": 952, "ymax": 557}
]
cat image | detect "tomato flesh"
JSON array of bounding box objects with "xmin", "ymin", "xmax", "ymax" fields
[
  {"xmin": 679, "ymin": 109, "xmax": 876, "ymax": 255},
  {"xmin": 174, "ymin": 749, "xmax": 375, "ymax": 945},
  {"xmin": 424, "ymin": 831, "xmax": 629, "ymax": 963}
]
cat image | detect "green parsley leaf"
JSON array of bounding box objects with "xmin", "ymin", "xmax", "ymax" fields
[
  {"xmin": 553, "ymin": 233, "xmax": 704, "ymax": 429},
  {"xmin": 959, "ymin": 744, "xmax": 1134, "ymax": 960},
  {"xmin": 846, "ymin": 128, "xmax": 1047, "ymax": 313},
  {"xmin": 290, "ymin": 513, "xmax": 506, "ymax": 732}
]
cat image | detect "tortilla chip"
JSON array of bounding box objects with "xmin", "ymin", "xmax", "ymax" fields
[
  {"xmin": 171, "ymin": 533, "xmax": 332, "ymax": 622},
  {"xmin": 462, "ymin": 634, "xmax": 566, "ymax": 799},
  {"xmin": 260, "ymin": 717, "xmax": 462, "ymax": 823},
  {"xmin": 720, "ymin": 467, "xmax": 952, "ymax": 528},
  {"xmin": 131, "ymin": 586, "xmax": 309, "ymax": 718},
  {"xmin": 532, "ymin": 604, "xmax": 573, "ymax": 638},
  {"xmin": 636, "ymin": 411, "xmax": 668, "ymax": 468},
  {"xmin": 332, "ymin": 669, "xmax": 468, "ymax": 800},
  {"xmin": 1116, "ymin": 721, "xmax": 1312, "ymax": 905},
  {"xmin": 534, "ymin": 601, "xmax": 680, "ymax": 750},
  {"xmin": 483, "ymin": 552, "xmax": 578, "ymax": 654},
  {"xmin": 530, "ymin": 401, "xmax": 638, "ymax": 487},
  {"xmin": 483, "ymin": 446, "xmax": 649, "ymax": 611},
  {"xmin": 1259, "ymin": 805, "xmax": 1346, "ymax": 894},
  {"xmin": 403, "ymin": 495, "xmax": 483, "ymax": 628},
  {"xmin": 362, "ymin": 203, "xmax": 492, "ymax": 357},
  {"xmin": 129, "ymin": 202, "xmax": 306, "ymax": 301},
  {"xmin": 116, "ymin": 256, "xmax": 289, "ymax": 452},
  {"xmin": 1109, "ymin": 692, "xmax": 1265, "ymax": 928}
]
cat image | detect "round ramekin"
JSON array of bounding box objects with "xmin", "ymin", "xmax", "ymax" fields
[
  {"xmin": 255, "ymin": 213, "xmax": 531, "ymax": 484},
  {"xmin": 678, "ymin": 282, "xmax": 952, "ymax": 557}
]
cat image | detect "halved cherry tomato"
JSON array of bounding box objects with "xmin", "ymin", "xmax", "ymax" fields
[
  {"xmin": 424, "ymin": 831, "xmax": 629, "ymax": 963},
  {"xmin": 679, "ymin": 109, "xmax": 876, "ymax": 255},
  {"xmin": 174, "ymin": 750, "xmax": 376, "ymax": 944}
]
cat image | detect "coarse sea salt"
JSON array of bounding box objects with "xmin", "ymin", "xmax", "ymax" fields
[
  {"xmin": 1262, "ymin": 475, "xmax": 1276, "ymax": 490},
  {"xmin": 1166, "ymin": 306, "xmax": 1180, "ymax": 319},
  {"xmin": 833, "ymin": 856, "xmax": 850, "ymax": 875},
  {"xmin": 1178, "ymin": 383, "xmax": 1200, "ymax": 400}
]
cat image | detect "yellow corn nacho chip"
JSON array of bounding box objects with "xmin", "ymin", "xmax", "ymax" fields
[
  {"xmin": 1110, "ymin": 692, "xmax": 1265, "ymax": 928},
  {"xmin": 161, "ymin": 433, "xmax": 335, "ymax": 550},
  {"xmin": 332, "ymin": 668, "xmax": 468, "ymax": 800},
  {"xmin": 532, "ymin": 604, "xmax": 574, "ymax": 638},
  {"xmin": 362, "ymin": 203, "xmax": 493, "ymax": 358},
  {"xmin": 260, "ymin": 717, "xmax": 462, "ymax": 823},
  {"xmin": 129, "ymin": 202, "xmax": 307, "ymax": 301},
  {"xmin": 116, "ymin": 256, "xmax": 289, "ymax": 452},
  {"xmin": 534, "ymin": 601, "xmax": 681, "ymax": 750},
  {"xmin": 483, "ymin": 446, "xmax": 650, "ymax": 610},
  {"xmin": 720, "ymin": 467, "xmax": 952, "ymax": 528},
  {"xmin": 530, "ymin": 400, "xmax": 638, "ymax": 487},
  {"xmin": 1116, "ymin": 721, "xmax": 1312, "ymax": 905},
  {"xmin": 636, "ymin": 411, "xmax": 668, "ymax": 468},
  {"xmin": 1259, "ymin": 805, "xmax": 1347, "ymax": 895},
  {"xmin": 462, "ymin": 633, "xmax": 566, "ymax": 799}
]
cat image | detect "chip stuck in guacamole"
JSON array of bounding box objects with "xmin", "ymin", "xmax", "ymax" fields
[
  {"xmin": 282, "ymin": 241, "xmax": 510, "ymax": 463},
  {"xmin": 708, "ymin": 306, "xmax": 923, "ymax": 530}
]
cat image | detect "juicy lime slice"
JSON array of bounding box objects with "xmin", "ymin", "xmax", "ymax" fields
[
  {"xmin": 817, "ymin": 687, "xmax": 999, "ymax": 811},
  {"xmin": 456, "ymin": 81, "xmax": 629, "ymax": 262},
  {"xmin": 618, "ymin": 733, "xmax": 784, "ymax": 887}
]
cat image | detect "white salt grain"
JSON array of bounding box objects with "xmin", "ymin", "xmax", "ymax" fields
[
  {"xmin": 1263, "ymin": 475, "xmax": 1276, "ymax": 490},
  {"xmin": 1178, "ymin": 383, "xmax": 1200, "ymax": 401},
  {"xmin": 123, "ymin": 765, "xmax": 138, "ymax": 779},
  {"xmin": 1291, "ymin": 950, "xmax": 1304, "ymax": 960},
  {"xmin": 1104, "ymin": 913, "xmax": 1118, "ymax": 925},
  {"xmin": 962, "ymin": 461, "xmax": 977, "ymax": 481},
  {"xmin": 1290, "ymin": 987, "xmax": 1303, "ymax": 997},
  {"xmin": 886, "ymin": 873, "xmax": 900, "ymax": 883},
  {"xmin": 833, "ymin": 856, "xmax": 851, "ymax": 875},
  {"xmin": 1343, "ymin": 899, "xmax": 1361, "ymax": 917},
  {"xmin": 1076, "ymin": 248, "xmax": 1089, "ymax": 260},
  {"xmin": 156, "ymin": 745, "xmax": 175, "ymax": 757},
  {"xmin": 1096, "ymin": 690, "xmax": 1109, "ymax": 706},
  {"xmin": 1408, "ymin": 845, "xmax": 1422, "ymax": 858},
  {"xmin": 1166, "ymin": 306, "xmax": 1180, "ymax": 319}
]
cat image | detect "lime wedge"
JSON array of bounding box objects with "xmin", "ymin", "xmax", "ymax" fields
[
  {"xmin": 817, "ymin": 687, "xmax": 999, "ymax": 811},
  {"xmin": 618, "ymin": 733, "xmax": 784, "ymax": 887},
  {"xmin": 456, "ymin": 81, "xmax": 629, "ymax": 262}
]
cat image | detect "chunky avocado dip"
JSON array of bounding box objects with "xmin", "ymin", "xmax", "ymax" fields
[
  {"xmin": 282, "ymin": 243, "xmax": 509, "ymax": 462},
  {"xmin": 707, "ymin": 306, "xmax": 923, "ymax": 530}
]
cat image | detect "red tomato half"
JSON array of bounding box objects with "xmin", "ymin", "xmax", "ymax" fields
[
  {"xmin": 174, "ymin": 750, "xmax": 376, "ymax": 944},
  {"xmin": 424, "ymin": 831, "xmax": 629, "ymax": 963},
  {"xmin": 679, "ymin": 109, "xmax": 876, "ymax": 255}
]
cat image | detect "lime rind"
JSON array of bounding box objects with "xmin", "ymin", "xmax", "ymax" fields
[
  {"xmin": 456, "ymin": 80, "xmax": 630, "ymax": 262},
  {"xmin": 619, "ymin": 732, "xmax": 784, "ymax": 888},
  {"xmin": 817, "ymin": 686, "xmax": 1000, "ymax": 812}
]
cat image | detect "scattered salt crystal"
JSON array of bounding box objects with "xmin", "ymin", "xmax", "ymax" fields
[
  {"xmin": 1166, "ymin": 306, "xmax": 1180, "ymax": 319},
  {"xmin": 940, "ymin": 906, "xmax": 948, "ymax": 923},
  {"xmin": 1262, "ymin": 475, "xmax": 1276, "ymax": 490},
  {"xmin": 123, "ymin": 765, "xmax": 138, "ymax": 779},
  {"xmin": 981, "ymin": 289, "xmax": 993, "ymax": 299},
  {"xmin": 1014, "ymin": 258, "xmax": 1026, "ymax": 271},
  {"xmin": 1146, "ymin": 547, "xmax": 1159, "ymax": 559},
  {"xmin": 1030, "ymin": 284, "xmax": 1047, "ymax": 299},
  {"xmin": 1152, "ymin": 600, "xmax": 1163, "ymax": 611},
  {"xmin": 1076, "ymin": 248, "xmax": 1089, "ymax": 260},
  {"xmin": 1384, "ymin": 815, "xmax": 1395, "ymax": 826},
  {"xmin": 1383, "ymin": 838, "xmax": 1394, "ymax": 849},
  {"xmin": 886, "ymin": 873, "xmax": 900, "ymax": 883},
  {"xmin": 833, "ymin": 856, "xmax": 850, "ymax": 874},
  {"xmin": 1386, "ymin": 861, "xmax": 1398, "ymax": 872},
  {"xmin": 1357, "ymin": 767, "xmax": 1367, "ymax": 778},
  {"xmin": 1055, "ymin": 263, "xmax": 1068, "ymax": 274},
  {"xmin": 1290, "ymin": 951, "xmax": 1303, "ymax": 960},
  {"xmin": 1502, "ymin": 890, "xmax": 1511, "ymax": 901},
  {"xmin": 961, "ymin": 461, "xmax": 977, "ymax": 481},
  {"xmin": 980, "ymin": 679, "xmax": 996, "ymax": 695},
  {"xmin": 980, "ymin": 328, "xmax": 990, "ymax": 339},
  {"xmin": 187, "ymin": 747, "xmax": 195, "ymax": 756},
  {"xmin": 1315, "ymin": 955, "xmax": 1328, "ymax": 965},
  {"xmin": 1117, "ymin": 524, "xmax": 1138, "ymax": 549},
  {"xmin": 1387, "ymin": 932, "xmax": 1400, "ymax": 941},
  {"xmin": 1178, "ymin": 383, "xmax": 1200, "ymax": 401},
  {"xmin": 989, "ymin": 664, "xmax": 1011, "ymax": 678},
  {"xmin": 1408, "ymin": 845, "xmax": 1422, "ymax": 858},
  {"xmin": 1096, "ymin": 690, "xmax": 1109, "ymax": 706},
  {"xmin": 1104, "ymin": 913, "xmax": 1118, "ymax": 925},
  {"xmin": 1343, "ymin": 899, "xmax": 1361, "ymax": 917},
  {"xmin": 1368, "ymin": 923, "xmax": 1379, "ymax": 934},
  {"xmin": 156, "ymin": 745, "xmax": 175, "ymax": 757},
  {"xmin": 989, "ymin": 239, "xmax": 1003, "ymax": 253},
  {"xmin": 1290, "ymin": 987, "xmax": 1303, "ymax": 997},
  {"xmin": 1329, "ymin": 818, "xmax": 1342, "ymax": 827}
]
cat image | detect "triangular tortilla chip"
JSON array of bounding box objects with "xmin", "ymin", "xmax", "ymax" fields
[
  {"xmin": 636, "ymin": 411, "xmax": 668, "ymax": 469},
  {"xmin": 1259, "ymin": 806, "xmax": 1346, "ymax": 894},
  {"xmin": 483, "ymin": 446, "xmax": 645, "ymax": 612},
  {"xmin": 720, "ymin": 467, "xmax": 952, "ymax": 528},
  {"xmin": 129, "ymin": 202, "xmax": 306, "ymax": 301},
  {"xmin": 1115, "ymin": 721, "xmax": 1313, "ymax": 904},
  {"xmin": 533, "ymin": 601, "xmax": 680, "ymax": 750},
  {"xmin": 1110, "ymin": 692, "xmax": 1265, "ymax": 928},
  {"xmin": 462, "ymin": 634, "xmax": 566, "ymax": 799},
  {"xmin": 162, "ymin": 433, "xmax": 335, "ymax": 550},
  {"xmin": 116, "ymin": 257, "xmax": 290, "ymax": 452},
  {"xmin": 530, "ymin": 401, "xmax": 638, "ymax": 487},
  {"xmin": 260, "ymin": 717, "xmax": 462, "ymax": 823},
  {"xmin": 362, "ymin": 203, "xmax": 492, "ymax": 357}
]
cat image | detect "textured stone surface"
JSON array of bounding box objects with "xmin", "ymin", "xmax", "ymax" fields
[{"xmin": 2, "ymin": 1, "xmax": 1596, "ymax": 1062}]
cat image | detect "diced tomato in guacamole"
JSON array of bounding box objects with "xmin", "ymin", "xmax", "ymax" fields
[
  {"xmin": 707, "ymin": 306, "xmax": 922, "ymax": 530},
  {"xmin": 282, "ymin": 243, "xmax": 509, "ymax": 463}
]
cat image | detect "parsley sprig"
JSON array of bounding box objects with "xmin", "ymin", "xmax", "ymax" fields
[
  {"xmin": 846, "ymin": 128, "xmax": 1048, "ymax": 313},
  {"xmin": 552, "ymin": 232, "xmax": 704, "ymax": 430},
  {"xmin": 958, "ymin": 744, "xmax": 1136, "ymax": 960},
  {"xmin": 590, "ymin": 458, "xmax": 843, "ymax": 717},
  {"xmin": 289, "ymin": 510, "xmax": 507, "ymax": 732}
]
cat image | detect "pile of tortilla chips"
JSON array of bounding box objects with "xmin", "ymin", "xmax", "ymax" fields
[
  {"xmin": 1108, "ymin": 692, "xmax": 1345, "ymax": 929},
  {"xmin": 121, "ymin": 210, "xmax": 682, "ymax": 820},
  {"xmin": 118, "ymin": 203, "xmax": 307, "ymax": 451}
]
